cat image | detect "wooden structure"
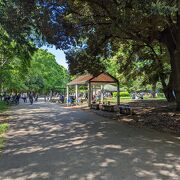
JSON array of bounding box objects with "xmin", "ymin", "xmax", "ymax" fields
[{"xmin": 67, "ymin": 72, "xmax": 120, "ymax": 107}]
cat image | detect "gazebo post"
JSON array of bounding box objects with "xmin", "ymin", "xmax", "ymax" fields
[
  {"xmin": 88, "ymin": 82, "xmax": 92, "ymax": 107},
  {"xmin": 117, "ymin": 82, "xmax": 120, "ymax": 105},
  {"xmin": 101, "ymin": 85, "xmax": 104, "ymax": 103},
  {"xmin": 75, "ymin": 84, "xmax": 78, "ymax": 104},
  {"xmin": 66, "ymin": 85, "xmax": 69, "ymax": 106},
  {"xmin": 94, "ymin": 85, "xmax": 97, "ymax": 95}
]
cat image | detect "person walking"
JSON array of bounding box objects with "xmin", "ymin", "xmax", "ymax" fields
[
  {"xmin": 29, "ymin": 92, "xmax": 34, "ymax": 105},
  {"xmin": 61, "ymin": 95, "xmax": 64, "ymax": 104},
  {"xmin": 22, "ymin": 93, "xmax": 27, "ymax": 103},
  {"xmin": 35, "ymin": 93, "xmax": 38, "ymax": 102},
  {"xmin": 16, "ymin": 93, "xmax": 21, "ymax": 104}
]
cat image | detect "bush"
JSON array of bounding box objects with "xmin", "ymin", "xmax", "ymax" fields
[
  {"xmin": 0, "ymin": 123, "xmax": 9, "ymax": 135},
  {"xmin": 113, "ymin": 91, "xmax": 130, "ymax": 97},
  {"xmin": 0, "ymin": 101, "xmax": 8, "ymax": 112},
  {"xmin": 157, "ymin": 93, "xmax": 165, "ymax": 98},
  {"xmin": 0, "ymin": 123, "xmax": 9, "ymax": 151}
]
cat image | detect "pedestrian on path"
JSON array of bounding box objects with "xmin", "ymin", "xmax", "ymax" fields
[{"xmin": 29, "ymin": 92, "xmax": 33, "ymax": 105}]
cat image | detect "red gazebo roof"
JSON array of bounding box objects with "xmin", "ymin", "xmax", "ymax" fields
[{"xmin": 67, "ymin": 72, "xmax": 118, "ymax": 85}]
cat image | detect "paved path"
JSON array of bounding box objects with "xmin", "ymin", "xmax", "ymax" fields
[{"xmin": 0, "ymin": 102, "xmax": 180, "ymax": 180}]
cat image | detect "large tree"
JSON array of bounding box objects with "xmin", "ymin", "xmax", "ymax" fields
[
  {"xmin": 1, "ymin": 49, "xmax": 69, "ymax": 93},
  {"xmin": 38, "ymin": 0, "xmax": 179, "ymax": 109},
  {"xmin": 0, "ymin": 0, "xmax": 37, "ymax": 56},
  {"xmin": 0, "ymin": 0, "xmax": 37, "ymax": 91},
  {"xmin": 26, "ymin": 49, "xmax": 69, "ymax": 93},
  {"xmin": 1, "ymin": 0, "xmax": 180, "ymax": 109}
]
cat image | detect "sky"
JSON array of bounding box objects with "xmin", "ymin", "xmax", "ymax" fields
[{"xmin": 41, "ymin": 46, "xmax": 68, "ymax": 69}]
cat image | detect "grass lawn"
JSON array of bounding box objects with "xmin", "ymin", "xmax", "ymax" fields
[
  {"xmin": 0, "ymin": 101, "xmax": 8, "ymax": 112},
  {"xmin": 0, "ymin": 101, "xmax": 9, "ymax": 152},
  {"xmin": 0, "ymin": 123, "xmax": 9, "ymax": 134},
  {"xmin": 0, "ymin": 123, "xmax": 9, "ymax": 151},
  {"xmin": 104, "ymin": 96, "xmax": 166, "ymax": 104}
]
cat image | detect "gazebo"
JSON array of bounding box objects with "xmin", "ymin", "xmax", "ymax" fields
[{"xmin": 67, "ymin": 72, "xmax": 120, "ymax": 107}]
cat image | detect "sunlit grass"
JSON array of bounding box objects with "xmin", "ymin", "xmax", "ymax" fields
[
  {"xmin": 0, "ymin": 101, "xmax": 9, "ymax": 152},
  {"xmin": 0, "ymin": 123, "xmax": 9, "ymax": 134},
  {"xmin": 143, "ymin": 97, "xmax": 166, "ymax": 101},
  {"xmin": 104, "ymin": 96, "xmax": 166, "ymax": 104},
  {"xmin": 0, "ymin": 123, "xmax": 9, "ymax": 151},
  {"xmin": 104, "ymin": 97, "xmax": 132, "ymax": 104}
]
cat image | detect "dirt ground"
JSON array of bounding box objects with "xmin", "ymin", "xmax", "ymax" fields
[
  {"xmin": 80, "ymin": 100, "xmax": 180, "ymax": 136},
  {"xmin": 118, "ymin": 100, "xmax": 180, "ymax": 136},
  {"xmin": 0, "ymin": 114, "xmax": 9, "ymax": 124}
]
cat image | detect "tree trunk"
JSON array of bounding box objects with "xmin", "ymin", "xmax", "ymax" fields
[
  {"xmin": 158, "ymin": 64, "xmax": 176, "ymax": 102},
  {"xmin": 165, "ymin": 46, "xmax": 180, "ymax": 110},
  {"xmin": 174, "ymin": 9, "xmax": 180, "ymax": 110},
  {"xmin": 174, "ymin": 47, "xmax": 180, "ymax": 110},
  {"xmin": 162, "ymin": 72, "xmax": 176, "ymax": 102},
  {"xmin": 163, "ymin": 87, "xmax": 175, "ymax": 102},
  {"xmin": 151, "ymin": 83, "xmax": 156, "ymax": 98},
  {"xmin": 159, "ymin": 18, "xmax": 180, "ymax": 110}
]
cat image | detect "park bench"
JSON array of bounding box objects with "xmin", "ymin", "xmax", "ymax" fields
[
  {"xmin": 91, "ymin": 103, "xmax": 100, "ymax": 110},
  {"xmin": 119, "ymin": 104, "xmax": 134, "ymax": 115},
  {"xmin": 49, "ymin": 97, "xmax": 59, "ymax": 103},
  {"xmin": 100, "ymin": 104, "xmax": 115, "ymax": 112}
]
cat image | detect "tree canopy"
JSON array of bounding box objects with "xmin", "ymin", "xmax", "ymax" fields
[
  {"xmin": 0, "ymin": 0, "xmax": 180, "ymax": 109},
  {"xmin": 26, "ymin": 49, "xmax": 69, "ymax": 93},
  {"xmin": 1, "ymin": 49, "xmax": 69, "ymax": 93}
]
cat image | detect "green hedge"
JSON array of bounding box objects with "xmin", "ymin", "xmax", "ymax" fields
[
  {"xmin": 157, "ymin": 93, "xmax": 165, "ymax": 98},
  {"xmin": 113, "ymin": 91, "xmax": 130, "ymax": 97}
]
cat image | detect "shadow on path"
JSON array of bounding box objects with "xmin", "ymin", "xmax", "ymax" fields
[{"xmin": 0, "ymin": 102, "xmax": 180, "ymax": 180}]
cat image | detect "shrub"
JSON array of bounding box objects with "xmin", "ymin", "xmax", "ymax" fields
[
  {"xmin": 0, "ymin": 123, "xmax": 9, "ymax": 151},
  {"xmin": 157, "ymin": 93, "xmax": 165, "ymax": 98},
  {"xmin": 113, "ymin": 91, "xmax": 130, "ymax": 97},
  {"xmin": 0, "ymin": 123, "xmax": 9, "ymax": 135},
  {"xmin": 0, "ymin": 101, "xmax": 8, "ymax": 112}
]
